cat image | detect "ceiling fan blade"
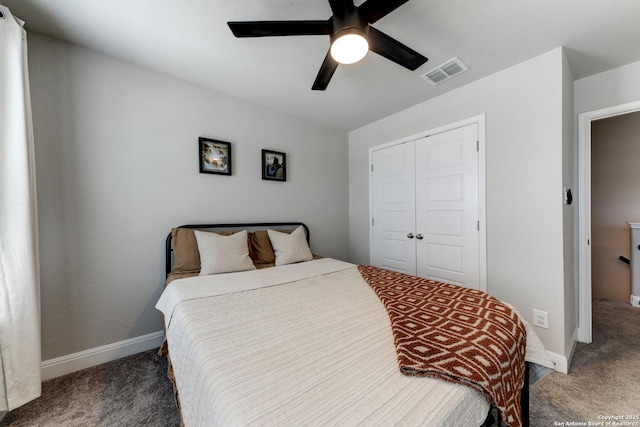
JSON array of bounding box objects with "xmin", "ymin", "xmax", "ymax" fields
[
  {"xmin": 367, "ymin": 26, "xmax": 427, "ymax": 71},
  {"xmin": 228, "ymin": 20, "xmax": 330, "ymax": 37},
  {"xmin": 358, "ymin": 0, "xmax": 410, "ymax": 24},
  {"xmin": 328, "ymin": 0, "xmax": 355, "ymax": 15},
  {"xmin": 312, "ymin": 51, "xmax": 339, "ymax": 91}
]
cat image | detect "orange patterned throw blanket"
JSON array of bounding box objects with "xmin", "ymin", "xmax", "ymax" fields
[{"xmin": 358, "ymin": 265, "xmax": 527, "ymax": 427}]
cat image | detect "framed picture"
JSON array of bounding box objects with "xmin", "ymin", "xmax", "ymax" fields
[
  {"xmin": 199, "ymin": 137, "xmax": 231, "ymax": 175},
  {"xmin": 262, "ymin": 149, "xmax": 286, "ymax": 181}
]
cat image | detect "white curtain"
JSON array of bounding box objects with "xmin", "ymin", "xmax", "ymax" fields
[{"xmin": 0, "ymin": 4, "xmax": 42, "ymax": 416}]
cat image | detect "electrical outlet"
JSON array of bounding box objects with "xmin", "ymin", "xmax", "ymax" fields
[
  {"xmin": 533, "ymin": 309, "xmax": 549, "ymax": 329},
  {"xmin": 631, "ymin": 295, "xmax": 640, "ymax": 308}
]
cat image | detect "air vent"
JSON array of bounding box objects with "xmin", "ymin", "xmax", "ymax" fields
[{"xmin": 420, "ymin": 57, "xmax": 468, "ymax": 86}]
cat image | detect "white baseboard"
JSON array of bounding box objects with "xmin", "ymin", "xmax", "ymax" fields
[
  {"xmin": 41, "ymin": 331, "xmax": 164, "ymax": 381},
  {"xmin": 547, "ymin": 351, "xmax": 569, "ymax": 374},
  {"xmin": 547, "ymin": 328, "xmax": 578, "ymax": 374},
  {"xmin": 40, "ymin": 327, "xmax": 578, "ymax": 379}
]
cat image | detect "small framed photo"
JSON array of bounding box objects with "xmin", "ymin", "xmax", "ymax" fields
[
  {"xmin": 199, "ymin": 138, "xmax": 231, "ymax": 175},
  {"xmin": 262, "ymin": 149, "xmax": 286, "ymax": 181}
]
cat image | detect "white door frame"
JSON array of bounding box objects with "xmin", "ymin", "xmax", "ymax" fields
[
  {"xmin": 368, "ymin": 114, "xmax": 487, "ymax": 292},
  {"xmin": 578, "ymin": 100, "xmax": 640, "ymax": 343}
]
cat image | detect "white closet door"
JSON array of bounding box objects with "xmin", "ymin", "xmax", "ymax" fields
[
  {"xmin": 371, "ymin": 142, "xmax": 416, "ymax": 274},
  {"xmin": 415, "ymin": 124, "xmax": 479, "ymax": 289}
]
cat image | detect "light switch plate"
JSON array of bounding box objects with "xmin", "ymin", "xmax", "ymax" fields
[{"xmin": 533, "ymin": 309, "xmax": 549, "ymax": 329}]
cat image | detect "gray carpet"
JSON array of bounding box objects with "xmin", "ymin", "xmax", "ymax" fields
[
  {"xmin": 2, "ymin": 299, "xmax": 638, "ymax": 426},
  {"xmin": 0, "ymin": 349, "xmax": 180, "ymax": 427},
  {"xmin": 530, "ymin": 299, "xmax": 640, "ymax": 426}
]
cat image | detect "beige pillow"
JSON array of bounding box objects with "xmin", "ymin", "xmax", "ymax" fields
[
  {"xmin": 250, "ymin": 229, "xmax": 294, "ymax": 265},
  {"xmin": 171, "ymin": 228, "xmax": 200, "ymax": 273},
  {"xmin": 194, "ymin": 229, "xmax": 256, "ymax": 275},
  {"xmin": 250, "ymin": 230, "xmax": 276, "ymax": 265},
  {"xmin": 171, "ymin": 228, "xmax": 247, "ymax": 273},
  {"xmin": 267, "ymin": 226, "xmax": 313, "ymax": 266}
]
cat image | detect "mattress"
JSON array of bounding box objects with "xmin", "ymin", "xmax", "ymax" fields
[{"xmin": 156, "ymin": 258, "xmax": 549, "ymax": 426}]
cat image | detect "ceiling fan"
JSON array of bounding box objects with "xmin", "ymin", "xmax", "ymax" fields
[{"xmin": 227, "ymin": 0, "xmax": 428, "ymax": 91}]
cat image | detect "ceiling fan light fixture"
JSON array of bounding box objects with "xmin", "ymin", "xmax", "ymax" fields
[
  {"xmin": 228, "ymin": 0, "xmax": 428, "ymax": 90},
  {"xmin": 330, "ymin": 32, "xmax": 369, "ymax": 65}
]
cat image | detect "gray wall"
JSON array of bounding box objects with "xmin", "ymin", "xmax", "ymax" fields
[
  {"xmin": 28, "ymin": 33, "xmax": 349, "ymax": 361},
  {"xmin": 574, "ymin": 60, "xmax": 640, "ymax": 115},
  {"xmin": 349, "ymin": 48, "xmax": 574, "ymax": 357},
  {"xmin": 561, "ymin": 51, "xmax": 577, "ymax": 356}
]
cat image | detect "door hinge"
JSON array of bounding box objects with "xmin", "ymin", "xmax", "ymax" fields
[
  {"xmin": 371, "ymin": 164, "xmax": 374, "ymax": 172},
  {"xmin": 477, "ymin": 220, "xmax": 480, "ymax": 231},
  {"xmin": 476, "ymin": 140, "xmax": 479, "ymax": 151},
  {"xmin": 372, "ymin": 218, "xmax": 375, "ymax": 226}
]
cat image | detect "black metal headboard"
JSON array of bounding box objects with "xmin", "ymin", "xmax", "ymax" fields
[{"xmin": 165, "ymin": 222, "xmax": 310, "ymax": 276}]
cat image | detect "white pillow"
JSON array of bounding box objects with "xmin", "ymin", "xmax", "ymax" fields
[
  {"xmin": 267, "ymin": 226, "xmax": 313, "ymax": 266},
  {"xmin": 194, "ymin": 230, "xmax": 256, "ymax": 275}
]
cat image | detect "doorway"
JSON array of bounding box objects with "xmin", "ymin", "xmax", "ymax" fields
[{"xmin": 578, "ymin": 101, "xmax": 640, "ymax": 343}]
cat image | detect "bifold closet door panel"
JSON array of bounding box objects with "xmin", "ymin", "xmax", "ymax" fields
[
  {"xmin": 415, "ymin": 124, "xmax": 480, "ymax": 289},
  {"xmin": 371, "ymin": 142, "xmax": 417, "ymax": 275}
]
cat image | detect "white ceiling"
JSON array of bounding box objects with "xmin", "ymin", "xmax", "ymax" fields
[{"xmin": 3, "ymin": 0, "xmax": 640, "ymax": 131}]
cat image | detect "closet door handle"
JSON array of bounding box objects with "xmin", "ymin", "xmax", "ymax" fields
[
  {"xmin": 416, "ymin": 234, "xmax": 424, "ymax": 240},
  {"xmin": 407, "ymin": 233, "xmax": 415, "ymax": 239}
]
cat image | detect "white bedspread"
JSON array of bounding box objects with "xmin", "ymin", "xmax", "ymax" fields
[{"xmin": 156, "ymin": 258, "xmax": 549, "ymax": 426}]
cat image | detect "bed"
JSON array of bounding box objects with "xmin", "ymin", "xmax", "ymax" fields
[{"xmin": 156, "ymin": 222, "xmax": 553, "ymax": 427}]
